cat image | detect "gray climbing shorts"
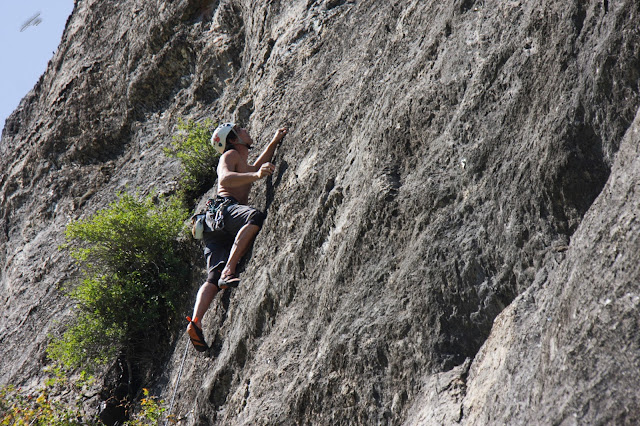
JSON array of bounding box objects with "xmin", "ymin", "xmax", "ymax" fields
[{"xmin": 202, "ymin": 198, "xmax": 265, "ymax": 284}]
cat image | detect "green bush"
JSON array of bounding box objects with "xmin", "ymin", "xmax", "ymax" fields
[
  {"xmin": 0, "ymin": 385, "xmax": 84, "ymax": 425},
  {"xmin": 125, "ymin": 388, "xmax": 168, "ymax": 425},
  {"xmin": 164, "ymin": 118, "xmax": 219, "ymax": 205},
  {"xmin": 0, "ymin": 366, "xmax": 92, "ymax": 425},
  {"xmin": 49, "ymin": 193, "xmax": 190, "ymax": 372},
  {"xmin": 0, "ymin": 372, "xmax": 169, "ymax": 425}
]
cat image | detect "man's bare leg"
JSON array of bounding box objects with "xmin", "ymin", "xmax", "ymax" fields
[
  {"xmin": 186, "ymin": 281, "xmax": 218, "ymax": 351},
  {"xmin": 222, "ymin": 223, "xmax": 260, "ymax": 278},
  {"xmin": 190, "ymin": 282, "xmax": 219, "ymax": 328}
]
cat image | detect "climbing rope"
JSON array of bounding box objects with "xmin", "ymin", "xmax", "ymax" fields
[{"xmin": 165, "ymin": 337, "xmax": 189, "ymax": 425}]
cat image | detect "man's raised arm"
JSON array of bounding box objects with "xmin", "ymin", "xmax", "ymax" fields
[
  {"xmin": 218, "ymin": 151, "xmax": 274, "ymax": 188},
  {"xmin": 251, "ymin": 127, "xmax": 288, "ymax": 170}
]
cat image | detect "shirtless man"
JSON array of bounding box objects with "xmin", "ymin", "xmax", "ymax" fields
[{"xmin": 187, "ymin": 123, "xmax": 287, "ymax": 352}]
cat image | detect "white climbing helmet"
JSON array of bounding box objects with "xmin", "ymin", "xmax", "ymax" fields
[{"xmin": 211, "ymin": 122, "xmax": 237, "ymax": 154}]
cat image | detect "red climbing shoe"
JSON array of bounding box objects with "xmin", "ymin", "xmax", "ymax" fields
[{"xmin": 186, "ymin": 317, "xmax": 208, "ymax": 352}]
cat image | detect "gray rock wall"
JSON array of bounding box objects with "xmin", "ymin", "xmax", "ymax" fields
[{"xmin": 1, "ymin": 0, "xmax": 639, "ymax": 424}]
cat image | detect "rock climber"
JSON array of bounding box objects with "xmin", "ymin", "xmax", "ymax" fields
[{"xmin": 186, "ymin": 122, "xmax": 287, "ymax": 352}]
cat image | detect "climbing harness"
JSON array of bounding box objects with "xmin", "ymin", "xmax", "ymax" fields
[
  {"xmin": 205, "ymin": 196, "xmax": 236, "ymax": 232},
  {"xmin": 191, "ymin": 197, "xmax": 236, "ymax": 240}
]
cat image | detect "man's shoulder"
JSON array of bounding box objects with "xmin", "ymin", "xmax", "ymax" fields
[
  {"xmin": 220, "ymin": 149, "xmax": 241, "ymax": 167},
  {"xmin": 221, "ymin": 149, "xmax": 241, "ymax": 160}
]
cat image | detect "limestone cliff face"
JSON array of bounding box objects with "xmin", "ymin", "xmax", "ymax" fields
[{"xmin": 1, "ymin": 0, "xmax": 639, "ymax": 424}]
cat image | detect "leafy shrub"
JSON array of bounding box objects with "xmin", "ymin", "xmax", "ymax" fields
[
  {"xmin": 49, "ymin": 193, "xmax": 190, "ymax": 372},
  {"xmin": 0, "ymin": 366, "xmax": 93, "ymax": 425},
  {"xmin": 164, "ymin": 119, "xmax": 219, "ymax": 205},
  {"xmin": 0, "ymin": 385, "xmax": 84, "ymax": 425},
  {"xmin": 125, "ymin": 388, "xmax": 169, "ymax": 425}
]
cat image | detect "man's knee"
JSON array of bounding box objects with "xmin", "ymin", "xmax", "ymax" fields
[
  {"xmin": 247, "ymin": 211, "xmax": 265, "ymax": 229},
  {"xmin": 206, "ymin": 265, "xmax": 223, "ymax": 286}
]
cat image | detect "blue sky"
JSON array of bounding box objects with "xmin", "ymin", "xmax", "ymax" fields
[{"xmin": 0, "ymin": 1, "xmax": 74, "ymax": 132}]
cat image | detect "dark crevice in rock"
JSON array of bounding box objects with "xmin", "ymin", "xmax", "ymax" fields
[
  {"xmin": 192, "ymin": 2, "xmax": 245, "ymax": 103},
  {"xmin": 572, "ymin": 2, "xmax": 587, "ymax": 37},
  {"xmin": 547, "ymin": 108, "xmax": 610, "ymax": 236},
  {"xmin": 208, "ymin": 367, "xmax": 233, "ymax": 410},
  {"xmin": 128, "ymin": 33, "xmax": 197, "ymax": 118},
  {"xmin": 456, "ymin": 0, "xmax": 477, "ymax": 15}
]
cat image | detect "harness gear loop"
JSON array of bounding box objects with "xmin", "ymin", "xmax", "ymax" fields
[{"xmin": 205, "ymin": 196, "xmax": 236, "ymax": 232}]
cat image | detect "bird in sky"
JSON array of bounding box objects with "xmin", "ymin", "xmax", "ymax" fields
[{"xmin": 20, "ymin": 12, "xmax": 42, "ymax": 32}]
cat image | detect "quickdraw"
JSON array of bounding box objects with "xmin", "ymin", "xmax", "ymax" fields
[{"xmin": 210, "ymin": 197, "xmax": 235, "ymax": 231}]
